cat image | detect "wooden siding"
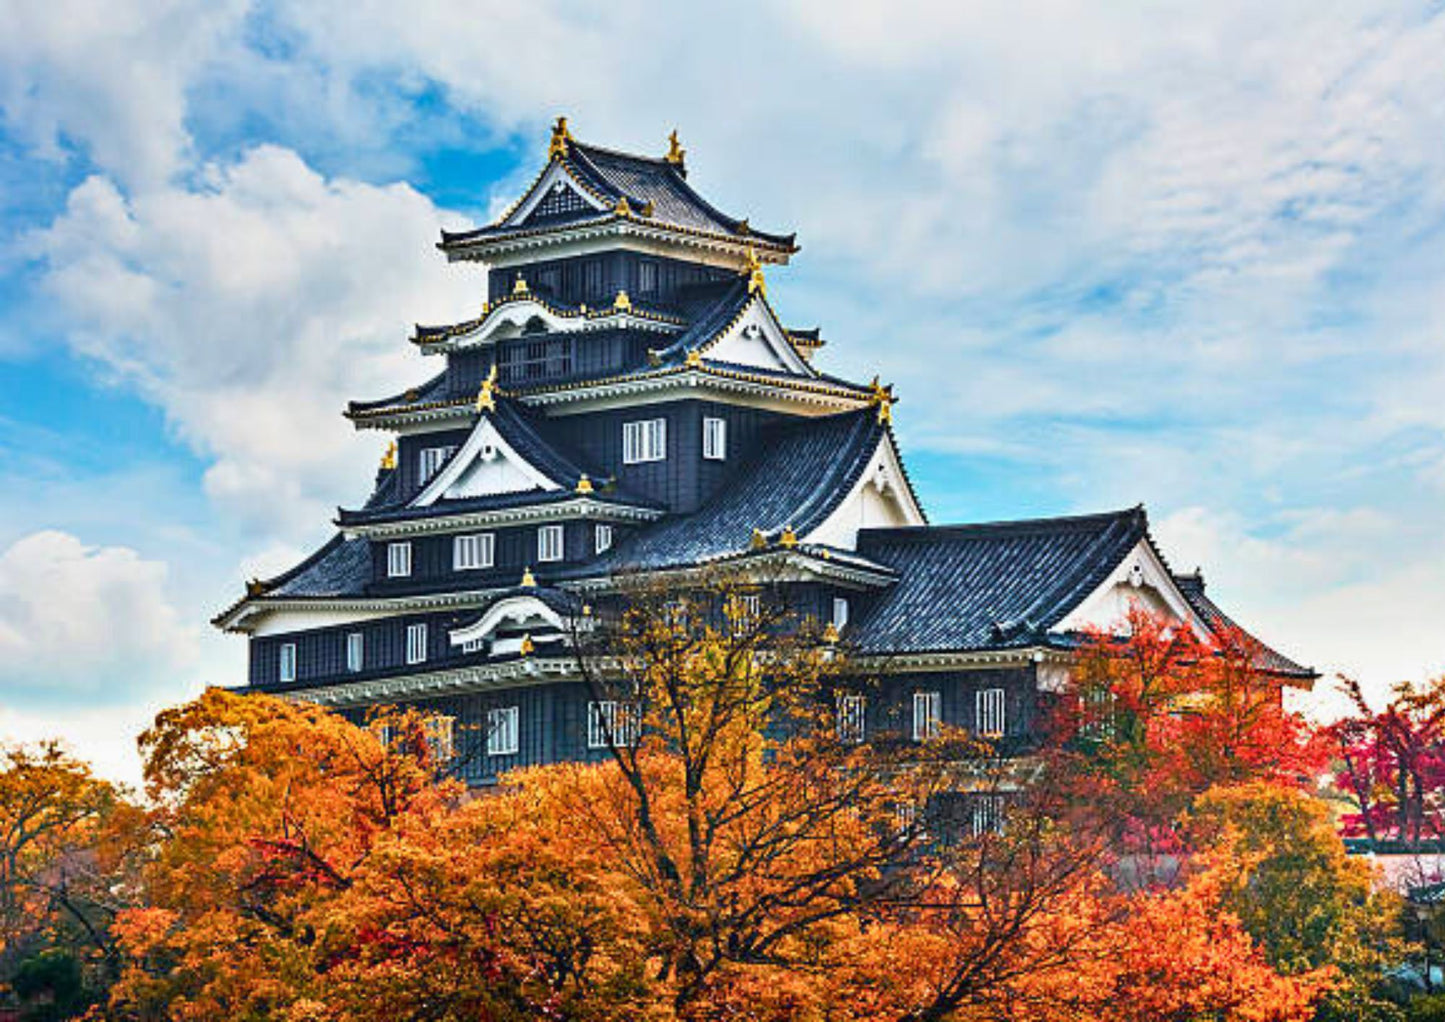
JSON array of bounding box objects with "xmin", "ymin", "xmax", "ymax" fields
[{"xmin": 487, "ymin": 252, "xmax": 732, "ymax": 310}]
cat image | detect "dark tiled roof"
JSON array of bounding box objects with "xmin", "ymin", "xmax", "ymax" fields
[
  {"xmin": 598, "ymin": 408, "xmax": 887, "ymax": 572},
  {"xmin": 456, "ymin": 584, "xmax": 584, "ymax": 623},
  {"xmin": 266, "ymin": 534, "xmax": 373, "ymax": 599},
  {"xmin": 849, "ymin": 508, "xmax": 1150, "ymax": 655},
  {"xmin": 348, "ymin": 370, "xmax": 448, "ymax": 414},
  {"xmin": 338, "ymin": 487, "xmax": 660, "ymax": 527},
  {"xmin": 441, "ymin": 138, "xmax": 795, "ymax": 250},
  {"xmin": 1173, "ymin": 572, "xmax": 1316, "ymax": 679},
  {"xmin": 647, "ymin": 277, "xmax": 753, "ymax": 364}
]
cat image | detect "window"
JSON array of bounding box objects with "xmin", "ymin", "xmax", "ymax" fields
[
  {"xmin": 538, "ymin": 524, "xmax": 564, "ymax": 562},
  {"xmin": 588, "ymin": 700, "xmax": 639, "ymax": 749},
  {"xmin": 488, "ymin": 706, "xmax": 519, "ymax": 756},
  {"xmin": 703, "ymin": 416, "xmax": 727, "ymax": 460},
  {"xmin": 387, "ymin": 541, "xmax": 412, "ymax": 578},
  {"xmin": 406, "ymin": 623, "xmax": 428, "ymax": 665},
  {"xmin": 583, "ymin": 258, "xmax": 604, "ymax": 299},
  {"xmin": 976, "ymin": 688, "xmax": 1007, "ymax": 737},
  {"xmin": 595, "ymin": 523, "xmax": 613, "ymax": 553},
  {"xmin": 912, "ymin": 690, "xmax": 941, "ymax": 742},
  {"xmin": 346, "ymin": 632, "xmax": 364, "ymax": 673},
  {"xmin": 278, "ymin": 642, "xmax": 297, "ymax": 683},
  {"xmin": 737, "ymin": 593, "xmax": 761, "ymax": 624},
  {"xmin": 832, "ymin": 597, "xmax": 850, "ymax": 630},
  {"xmin": 969, "ymin": 795, "xmax": 1006, "ymax": 836},
  {"xmin": 638, "ymin": 258, "xmax": 659, "ymax": 294},
  {"xmin": 418, "ymin": 445, "xmax": 456, "ymax": 483},
  {"xmin": 836, "ymin": 694, "xmax": 866, "ymax": 745},
  {"xmin": 453, "ymin": 532, "xmax": 495, "ymax": 570},
  {"xmin": 423, "ymin": 715, "xmax": 455, "ymax": 763},
  {"xmin": 1080, "ymin": 687, "xmax": 1117, "ymax": 740},
  {"xmin": 622, "ymin": 418, "xmax": 667, "ymax": 464}
]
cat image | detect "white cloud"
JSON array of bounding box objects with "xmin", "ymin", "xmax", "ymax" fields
[
  {"xmin": 0, "ymin": 530, "xmax": 200, "ymax": 705},
  {"xmin": 0, "ymin": 0, "xmax": 249, "ymax": 188},
  {"xmin": 30, "ymin": 145, "xmax": 481, "ymax": 540}
]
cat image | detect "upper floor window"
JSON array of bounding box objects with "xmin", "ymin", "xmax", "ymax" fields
[
  {"xmin": 703, "ymin": 416, "xmax": 727, "ymax": 460},
  {"xmin": 638, "ymin": 259, "xmax": 659, "ymax": 294},
  {"xmin": 583, "ymin": 258, "xmax": 604, "ymax": 299},
  {"xmin": 538, "ymin": 524, "xmax": 565, "ymax": 562},
  {"xmin": 832, "ymin": 597, "xmax": 850, "ymax": 630},
  {"xmin": 836, "ymin": 694, "xmax": 866, "ymax": 745},
  {"xmin": 623, "ymin": 418, "xmax": 667, "ymax": 464},
  {"xmin": 454, "ymin": 533, "xmax": 495, "ymax": 571},
  {"xmin": 346, "ymin": 632, "xmax": 364, "ymax": 674},
  {"xmin": 387, "ymin": 541, "xmax": 412, "ymax": 578},
  {"xmin": 406, "ymin": 623, "xmax": 428, "ymax": 665},
  {"xmin": 912, "ymin": 690, "xmax": 941, "ymax": 742},
  {"xmin": 976, "ymin": 687, "xmax": 1007, "ymax": 737},
  {"xmin": 595, "ymin": 523, "xmax": 613, "ymax": 554},
  {"xmin": 418, "ymin": 445, "xmax": 456, "ymax": 483},
  {"xmin": 969, "ymin": 794, "xmax": 1006, "ymax": 836},
  {"xmin": 587, "ymin": 700, "xmax": 639, "ymax": 749},
  {"xmin": 488, "ymin": 706, "xmax": 520, "ymax": 757},
  {"xmin": 278, "ymin": 642, "xmax": 297, "ymax": 683}
]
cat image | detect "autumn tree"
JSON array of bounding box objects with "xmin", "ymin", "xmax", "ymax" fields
[{"xmin": 0, "ymin": 741, "xmax": 141, "ymax": 1015}]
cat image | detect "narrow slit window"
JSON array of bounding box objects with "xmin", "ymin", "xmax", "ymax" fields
[
  {"xmin": 346, "ymin": 632, "xmax": 364, "ymax": 673},
  {"xmin": 387, "ymin": 541, "xmax": 412, "ymax": 578},
  {"xmin": 912, "ymin": 690, "xmax": 941, "ymax": 742},
  {"xmin": 538, "ymin": 524, "xmax": 564, "ymax": 562},
  {"xmin": 488, "ymin": 706, "xmax": 519, "ymax": 756},
  {"xmin": 702, "ymin": 416, "xmax": 727, "ymax": 460},
  {"xmin": 836, "ymin": 694, "xmax": 866, "ymax": 745},
  {"xmin": 595, "ymin": 523, "xmax": 613, "ymax": 554},
  {"xmin": 278, "ymin": 642, "xmax": 297, "ymax": 683},
  {"xmin": 976, "ymin": 687, "xmax": 1007, "ymax": 737},
  {"xmin": 406, "ymin": 623, "xmax": 428, "ymax": 665}
]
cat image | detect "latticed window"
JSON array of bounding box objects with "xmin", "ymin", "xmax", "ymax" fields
[
  {"xmin": 499, "ymin": 338, "xmax": 572, "ymax": 384},
  {"xmin": 488, "ymin": 706, "xmax": 519, "ymax": 756},
  {"xmin": 912, "ymin": 690, "xmax": 941, "ymax": 742},
  {"xmin": 387, "ymin": 542, "xmax": 412, "ymax": 578},
  {"xmin": 837, "ymin": 694, "xmax": 866, "ymax": 744},
  {"xmin": 638, "ymin": 259, "xmax": 659, "ymax": 294},
  {"xmin": 623, "ymin": 418, "xmax": 666, "ymax": 464},
  {"xmin": 406, "ymin": 623, "xmax": 428, "ymax": 665},
  {"xmin": 969, "ymin": 795, "xmax": 1006, "ymax": 836},
  {"xmin": 454, "ymin": 533, "xmax": 494, "ymax": 571},
  {"xmin": 538, "ymin": 524, "xmax": 564, "ymax": 562},
  {"xmin": 976, "ymin": 688, "xmax": 1007, "ymax": 737},
  {"xmin": 588, "ymin": 700, "xmax": 639, "ymax": 749},
  {"xmin": 423, "ymin": 715, "xmax": 455, "ymax": 763},
  {"xmin": 703, "ymin": 416, "xmax": 727, "ymax": 460},
  {"xmin": 417, "ymin": 445, "xmax": 456, "ymax": 483},
  {"xmin": 595, "ymin": 523, "xmax": 613, "ymax": 553}
]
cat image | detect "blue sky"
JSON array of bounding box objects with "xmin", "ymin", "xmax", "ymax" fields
[{"xmin": 2, "ymin": 1, "xmax": 1444, "ymax": 781}]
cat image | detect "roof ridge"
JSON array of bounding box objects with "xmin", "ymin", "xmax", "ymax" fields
[{"xmin": 861, "ymin": 505, "xmax": 1145, "ymax": 543}]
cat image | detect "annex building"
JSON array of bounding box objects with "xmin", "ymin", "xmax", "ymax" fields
[{"xmin": 215, "ymin": 120, "xmax": 1314, "ymax": 783}]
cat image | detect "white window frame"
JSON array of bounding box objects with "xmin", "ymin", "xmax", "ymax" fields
[
  {"xmin": 387, "ymin": 541, "xmax": 412, "ymax": 578},
  {"xmin": 406, "ymin": 623, "xmax": 428, "ymax": 665},
  {"xmin": 976, "ymin": 687, "xmax": 1007, "ymax": 737},
  {"xmin": 278, "ymin": 642, "xmax": 297, "ymax": 683},
  {"xmin": 587, "ymin": 700, "xmax": 639, "ymax": 749},
  {"xmin": 453, "ymin": 532, "xmax": 495, "ymax": 571},
  {"xmin": 488, "ymin": 706, "xmax": 520, "ymax": 756},
  {"xmin": 836, "ymin": 694, "xmax": 866, "ymax": 745},
  {"xmin": 702, "ymin": 416, "xmax": 727, "ymax": 460},
  {"xmin": 417, "ymin": 445, "xmax": 456, "ymax": 483},
  {"xmin": 537, "ymin": 523, "xmax": 564, "ymax": 563},
  {"xmin": 595, "ymin": 523, "xmax": 613, "ymax": 554},
  {"xmin": 912, "ymin": 690, "xmax": 941, "ymax": 742},
  {"xmin": 346, "ymin": 632, "xmax": 364, "ymax": 673},
  {"xmin": 622, "ymin": 418, "xmax": 667, "ymax": 464},
  {"xmin": 970, "ymin": 794, "xmax": 1006, "ymax": 836},
  {"xmin": 832, "ymin": 596, "xmax": 850, "ymax": 630}
]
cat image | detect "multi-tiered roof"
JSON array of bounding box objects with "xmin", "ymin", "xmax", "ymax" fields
[{"xmin": 217, "ymin": 121, "xmax": 1313, "ymax": 731}]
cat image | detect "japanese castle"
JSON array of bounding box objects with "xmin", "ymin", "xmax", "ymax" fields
[{"xmin": 215, "ymin": 120, "xmax": 1313, "ymax": 782}]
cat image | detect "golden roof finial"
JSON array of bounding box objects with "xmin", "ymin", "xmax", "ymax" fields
[
  {"xmin": 750, "ymin": 528, "xmax": 768, "ymax": 550},
  {"xmin": 868, "ymin": 376, "xmax": 894, "ymax": 425},
  {"xmin": 613, "ymin": 289, "xmax": 632, "ymax": 313},
  {"xmin": 822, "ymin": 621, "xmax": 840, "ymax": 644},
  {"xmin": 548, "ymin": 116, "xmax": 571, "ymax": 160},
  {"xmin": 513, "ymin": 274, "xmax": 529, "ymax": 296},
  {"xmin": 380, "ymin": 441, "xmax": 397, "ymax": 470},
  {"xmin": 735, "ymin": 218, "xmax": 750, "ymax": 236},
  {"xmin": 779, "ymin": 526, "xmax": 798, "ymax": 548},
  {"xmin": 475, "ymin": 363, "xmax": 498, "ymax": 413},
  {"xmin": 685, "ymin": 348, "xmax": 702, "ymax": 368},
  {"xmin": 665, "ymin": 129, "xmax": 686, "ymax": 165},
  {"xmin": 575, "ymin": 473, "xmax": 594, "ymax": 494},
  {"xmin": 519, "ymin": 633, "xmax": 535, "ymax": 657},
  {"xmin": 246, "ymin": 578, "xmax": 267, "ymax": 597},
  {"xmin": 743, "ymin": 246, "xmax": 766, "ymax": 297},
  {"xmin": 639, "ymin": 200, "xmax": 654, "ymax": 217},
  {"xmin": 615, "ymin": 195, "xmax": 632, "ymax": 216},
  {"xmin": 520, "ymin": 566, "xmax": 537, "ymax": 588}
]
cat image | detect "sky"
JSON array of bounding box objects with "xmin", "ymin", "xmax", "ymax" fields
[{"xmin": 2, "ymin": 0, "xmax": 1444, "ymax": 784}]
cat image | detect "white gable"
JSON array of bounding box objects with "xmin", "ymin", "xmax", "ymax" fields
[
  {"xmin": 412, "ymin": 417, "xmax": 561, "ymax": 506},
  {"xmin": 1055, "ymin": 537, "xmax": 1210, "ymax": 638},
  {"xmin": 703, "ymin": 299, "xmax": 813, "ymax": 375},
  {"xmin": 804, "ymin": 432, "xmax": 926, "ymax": 550},
  {"xmin": 449, "ymin": 595, "xmax": 567, "ymax": 649},
  {"xmin": 504, "ymin": 162, "xmax": 608, "ymax": 226}
]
